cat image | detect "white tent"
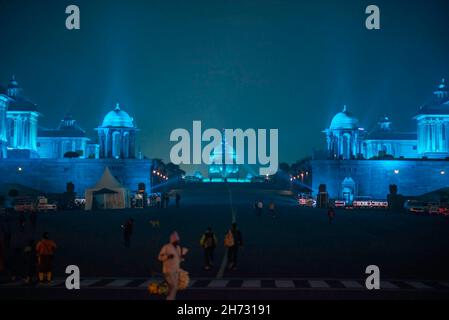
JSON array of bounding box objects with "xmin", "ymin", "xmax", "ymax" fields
[{"xmin": 84, "ymin": 167, "xmax": 131, "ymax": 210}]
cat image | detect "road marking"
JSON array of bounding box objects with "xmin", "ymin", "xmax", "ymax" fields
[
  {"xmin": 106, "ymin": 279, "xmax": 133, "ymax": 287},
  {"xmin": 208, "ymin": 280, "xmax": 229, "ymax": 288},
  {"xmin": 406, "ymin": 281, "xmax": 432, "ymax": 289},
  {"xmin": 380, "ymin": 281, "xmax": 399, "ymax": 289},
  {"xmin": 80, "ymin": 279, "xmax": 100, "ymax": 287},
  {"xmin": 275, "ymin": 280, "xmax": 295, "ymax": 288},
  {"xmin": 49, "ymin": 280, "xmax": 65, "ymax": 287},
  {"xmin": 139, "ymin": 280, "xmax": 153, "ymax": 288},
  {"xmin": 308, "ymin": 280, "xmax": 330, "ymax": 288},
  {"xmin": 341, "ymin": 280, "xmax": 364, "ymax": 289},
  {"xmin": 242, "ymin": 280, "xmax": 261, "ymax": 288},
  {"xmin": 188, "ymin": 280, "xmax": 196, "ymax": 287}
]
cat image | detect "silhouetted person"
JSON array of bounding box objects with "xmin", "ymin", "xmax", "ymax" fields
[
  {"xmin": 268, "ymin": 201, "xmax": 276, "ymax": 218},
  {"xmin": 36, "ymin": 232, "xmax": 57, "ymax": 284},
  {"xmin": 225, "ymin": 223, "xmax": 243, "ymax": 271},
  {"xmin": 328, "ymin": 206, "xmax": 335, "ymax": 224},
  {"xmin": 164, "ymin": 194, "xmax": 170, "ymax": 208},
  {"xmin": 23, "ymin": 240, "xmax": 36, "ymax": 284},
  {"xmin": 200, "ymin": 227, "xmax": 217, "ymax": 270},
  {"xmin": 18, "ymin": 212, "xmax": 26, "ymax": 232},
  {"xmin": 175, "ymin": 193, "xmax": 181, "ymax": 208},
  {"xmin": 122, "ymin": 218, "xmax": 134, "ymax": 248},
  {"xmin": 30, "ymin": 210, "xmax": 37, "ymax": 229},
  {"xmin": 1, "ymin": 219, "xmax": 11, "ymax": 249}
]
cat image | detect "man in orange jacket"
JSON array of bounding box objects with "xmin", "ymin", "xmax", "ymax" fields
[{"xmin": 36, "ymin": 232, "xmax": 57, "ymax": 284}]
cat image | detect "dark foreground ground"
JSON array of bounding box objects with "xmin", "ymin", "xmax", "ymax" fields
[{"xmin": 1, "ymin": 183, "xmax": 449, "ymax": 299}]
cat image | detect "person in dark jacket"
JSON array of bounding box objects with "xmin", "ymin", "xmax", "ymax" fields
[
  {"xmin": 175, "ymin": 193, "xmax": 181, "ymax": 208},
  {"xmin": 226, "ymin": 223, "xmax": 243, "ymax": 271},
  {"xmin": 122, "ymin": 218, "xmax": 134, "ymax": 248},
  {"xmin": 328, "ymin": 206, "xmax": 335, "ymax": 224},
  {"xmin": 23, "ymin": 240, "xmax": 36, "ymax": 284},
  {"xmin": 200, "ymin": 227, "xmax": 217, "ymax": 270}
]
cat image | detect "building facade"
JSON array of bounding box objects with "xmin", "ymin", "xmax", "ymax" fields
[
  {"xmin": 0, "ymin": 76, "xmax": 151, "ymax": 196},
  {"xmin": 313, "ymin": 78, "xmax": 449, "ymax": 201}
]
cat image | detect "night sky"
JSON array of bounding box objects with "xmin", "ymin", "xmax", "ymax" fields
[{"xmin": 1, "ymin": 0, "xmax": 449, "ymax": 172}]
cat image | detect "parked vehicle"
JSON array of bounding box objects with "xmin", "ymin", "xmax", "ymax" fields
[
  {"xmin": 334, "ymin": 200, "xmax": 346, "ymax": 208},
  {"xmin": 37, "ymin": 197, "xmax": 57, "ymax": 212},
  {"xmin": 427, "ymin": 203, "xmax": 440, "ymax": 215},
  {"xmin": 404, "ymin": 200, "xmax": 427, "ymax": 214}
]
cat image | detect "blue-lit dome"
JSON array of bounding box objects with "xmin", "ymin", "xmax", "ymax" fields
[
  {"xmin": 330, "ymin": 105, "xmax": 359, "ymax": 130},
  {"xmin": 102, "ymin": 103, "xmax": 134, "ymax": 128}
]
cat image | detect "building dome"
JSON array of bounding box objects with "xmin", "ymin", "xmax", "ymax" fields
[
  {"xmin": 330, "ymin": 105, "xmax": 359, "ymax": 130},
  {"xmin": 101, "ymin": 103, "xmax": 134, "ymax": 128}
]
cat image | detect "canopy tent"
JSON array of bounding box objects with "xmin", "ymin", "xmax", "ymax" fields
[{"xmin": 84, "ymin": 167, "xmax": 131, "ymax": 210}]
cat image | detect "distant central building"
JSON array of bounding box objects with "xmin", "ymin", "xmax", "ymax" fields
[
  {"xmin": 97, "ymin": 103, "xmax": 138, "ymax": 159},
  {"xmin": 208, "ymin": 131, "xmax": 240, "ymax": 180}
]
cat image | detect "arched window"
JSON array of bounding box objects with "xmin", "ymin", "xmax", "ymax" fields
[
  {"xmin": 123, "ymin": 132, "xmax": 130, "ymax": 158},
  {"xmin": 112, "ymin": 131, "xmax": 121, "ymax": 159}
]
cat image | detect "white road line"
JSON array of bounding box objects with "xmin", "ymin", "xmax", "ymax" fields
[
  {"xmin": 106, "ymin": 279, "xmax": 133, "ymax": 287},
  {"xmin": 80, "ymin": 279, "xmax": 100, "ymax": 287},
  {"xmin": 275, "ymin": 280, "xmax": 295, "ymax": 288},
  {"xmin": 341, "ymin": 280, "xmax": 364, "ymax": 289},
  {"xmin": 139, "ymin": 280, "xmax": 153, "ymax": 288},
  {"xmin": 380, "ymin": 281, "xmax": 399, "ymax": 289},
  {"xmin": 406, "ymin": 281, "xmax": 432, "ymax": 289},
  {"xmin": 208, "ymin": 280, "xmax": 229, "ymax": 288},
  {"xmin": 188, "ymin": 280, "xmax": 196, "ymax": 287},
  {"xmin": 308, "ymin": 280, "xmax": 330, "ymax": 288},
  {"xmin": 242, "ymin": 280, "xmax": 261, "ymax": 288},
  {"xmin": 49, "ymin": 280, "xmax": 65, "ymax": 287}
]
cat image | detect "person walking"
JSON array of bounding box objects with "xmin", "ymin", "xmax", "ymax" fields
[
  {"xmin": 200, "ymin": 227, "xmax": 217, "ymax": 270},
  {"xmin": 158, "ymin": 231, "xmax": 188, "ymax": 300},
  {"xmin": 23, "ymin": 240, "xmax": 36, "ymax": 284},
  {"xmin": 29, "ymin": 209, "xmax": 37, "ymax": 230},
  {"xmin": 156, "ymin": 194, "xmax": 162, "ymax": 208},
  {"xmin": 122, "ymin": 218, "xmax": 134, "ymax": 248},
  {"xmin": 0, "ymin": 235, "xmax": 5, "ymax": 273},
  {"xmin": 164, "ymin": 193, "xmax": 170, "ymax": 208},
  {"xmin": 175, "ymin": 193, "xmax": 181, "ymax": 208},
  {"xmin": 328, "ymin": 206, "xmax": 335, "ymax": 224},
  {"xmin": 18, "ymin": 212, "xmax": 26, "ymax": 232},
  {"xmin": 1, "ymin": 219, "xmax": 11, "ymax": 250},
  {"xmin": 255, "ymin": 200, "xmax": 263, "ymax": 216},
  {"xmin": 36, "ymin": 232, "xmax": 57, "ymax": 284},
  {"xmin": 225, "ymin": 223, "xmax": 243, "ymax": 271},
  {"xmin": 268, "ymin": 201, "xmax": 276, "ymax": 218}
]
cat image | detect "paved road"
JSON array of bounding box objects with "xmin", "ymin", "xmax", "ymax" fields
[
  {"xmin": 1, "ymin": 182, "xmax": 449, "ymax": 299},
  {"xmin": 2, "ymin": 277, "xmax": 449, "ymax": 300}
]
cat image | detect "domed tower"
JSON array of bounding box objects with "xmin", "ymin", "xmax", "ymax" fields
[
  {"xmin": 5, "ymin": 76, "xmax": 40, "ymax": 158},
  {"xmin": 415, "ymin": 78, "xmax": 449, "ymax": 158},
  {"xmin": 0, "ymin": 85, "xmax": 11, "ymax": 159},
  {"xmin": 324, "ymin": 105, "xmax": 363, "ymax": 160},
  {"xmin": 96, "ymin": 103, "xmax": 138, "ymax": 159}
]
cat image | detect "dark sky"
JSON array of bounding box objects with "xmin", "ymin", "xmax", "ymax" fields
[{"xmin": 1, "ymin": 0, "xmax": 449, "ymax": 170}]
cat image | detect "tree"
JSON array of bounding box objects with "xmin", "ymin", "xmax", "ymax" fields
[{"xmin": 279, "ymin": 163, "xmax": 290, "ymax": 173}]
